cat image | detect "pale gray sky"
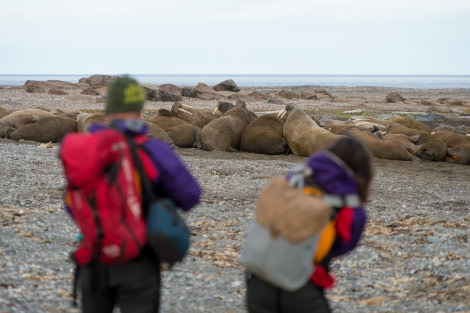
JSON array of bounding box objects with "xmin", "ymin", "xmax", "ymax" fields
[{"xmin": 1, "ymin": 0, "xmax": 469, "ymax": 75}]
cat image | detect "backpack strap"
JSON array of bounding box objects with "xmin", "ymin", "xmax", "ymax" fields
[
  {"xmin": 123, "ymin": 134, "xmax": 158, "ymax": 206},
  {"xmin": 322, "ymin": 193, "xmax": 361, "ymax": 209}
]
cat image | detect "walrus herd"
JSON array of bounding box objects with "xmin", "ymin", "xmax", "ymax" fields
[
  {"xmin": 1, "ymin": 100, "xmax": 470, "ymax": 165},
  {"xmin": 1, "ymin": 74, "xmax": 469, "ymax": 164}
]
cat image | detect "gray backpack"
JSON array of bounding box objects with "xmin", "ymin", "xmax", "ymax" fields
[{"xmin": 239, "ymin": 165, "xmax": 332, "ymax": 291}]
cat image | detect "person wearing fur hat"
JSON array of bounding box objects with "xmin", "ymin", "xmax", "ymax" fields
[{"xmin": 246, "ymin": 136, "xmax": 374, "ymax": 313}]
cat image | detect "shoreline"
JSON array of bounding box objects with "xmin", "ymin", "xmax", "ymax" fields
[{"xmin": 1, "ymin": 73, "xmax": 470, "ymax": 89}]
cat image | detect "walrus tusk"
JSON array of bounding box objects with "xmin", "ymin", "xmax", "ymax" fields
[
  {"xmin": 277, "ymin": 110, "xmax": 287, "ymax": 119},
  {"xmin": 213, "ymin": 107, "xmax": 220, "ymax": 115},
  {"xmin": 177, "ymin": 108, "xmax": 193, "ymax": 116}
]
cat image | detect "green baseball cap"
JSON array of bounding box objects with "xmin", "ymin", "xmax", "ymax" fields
[{"xmin": 105, "ymin": 75, "xmax": 146, "ymax": 114}]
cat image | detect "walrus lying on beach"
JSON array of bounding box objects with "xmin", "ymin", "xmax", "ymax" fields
[
  {"xmin": 8, "ymin": 116, "xmax": 77, "ymax": 143},
  {"xmin": 386, "ymin": 116, "xmax": 431, "ymax": 133},
  {"xmin": 321, "ymin": 119, "xmax": 378, "ymax": 135},
  {"xmin": 77, "ymin": 111, "xmax": 108, "ymax": 133},
  {"xmin": 200, "ymin": 102, "xmax": 257, "ymax": 152},
  {"xmin": 240, "ymin": 112, "xmax": 290, "ymax": 155},
  {"xmin": 144, "ymin": 120, "xmax": 176, "ymax": 148},
  {"xmin": 349, "ymin": 127, "xmax": 422, "ymax": 161},
  {"xmin": 280, "ymin": 103, "xmax": 342, "ymax": 157},
  {"xmin": 432, "ymin": 130, "xmax": 470, "ymax": 165},
  {"xmin": 0, "ymin": 109, "xmax": 53, "ymax": 138},
  {"xmin": 382, "ymin": 132, "xmax": 424, "ymax": 158},
  {"xmin": 170, "ymin": 101, "xmax": 234, "ymax": 128},
  {"xmin": 149, "ymin": 109, "xmax": 202, "ymax": 148},
  {"xmin": 0, "ymin": 107, "xmax": 11, "ymax": 119},
  {"xmin": 385, "ymin": 123, "xmax": 447, "ymax": 162}
]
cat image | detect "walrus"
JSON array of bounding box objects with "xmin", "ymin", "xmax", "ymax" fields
[
  {"xmin": 51, "ymin": 108, "xmax": 81, "ymax": 120},
  {"xmin": 349, "ymin": 128, "xmax": 422, "ymax": 161},
  {"xmin": 240, "ymin": 112, "xmax": 290, "ymax": 155},
  {"xmin": 353, "ymin": 115, "xmax": 431, "ymax": 134},
  {"xmin": 212, "ymin": 101, "xmax": 236, "ymax": 116},
  {"xmin": 144, "ymin": 120, "xmax": 176, "ymax": 148},
  {"xmin": 148, "ymin": 109, "xmax": 202, "ymax": 148},
  {"xmin": 280, "ymin": 104, "xmax": 342, "ymax": 157},
  {"xmin": 8, "ymin": 116, "xmax": 77, "ymax": 143},
  {"xmin": 350, "ymin": 117, "xmax": 390, "ymax": 132},
  {"xmin": 386, "ymin": 116, "xmax": 431, "ymax": 133},
  {"xmin": 76, "ymin": 111, "xmax": 108, "ymax": 133},
  {"xmin": 200, "ymin": 102, "xmax": 257, "ymax": 152},
  {"xmin": 0, "ymin": 107, "xmax": 11, "ymax": 119},
  {"xmin": 382, "ymin": 133, "xmax": 424, "ymax": 158},
  {"xmin": 0, "ymin": 109, "xmax": 53, "ymax": 138},
  {"xmin": 170, "ymin": 102, "xmax": 216, "ymax": 128},
  {"xmin": 432, "ymin": 130, "xmax": 470, "ymax": 165},
  {"xmin": 321, "ymin": 119, "xmax": 374, "ymax": 135},
  {"xmin": 385, "ymin": 123, "xmax": 447, "ymax": 161},
  {"xmin": 171, "ymin": 101, "xmax": 234, "ymax": 128}
]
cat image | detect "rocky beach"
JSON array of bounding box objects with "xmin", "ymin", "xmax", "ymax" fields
[{"xmin": 1, "ymin": 78, "xmax": 469, "ymax": 312}]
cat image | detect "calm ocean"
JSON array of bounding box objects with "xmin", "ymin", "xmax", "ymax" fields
[{"xmin": 1, "ymin": 74, "xmax": 470, "ymax": 89}]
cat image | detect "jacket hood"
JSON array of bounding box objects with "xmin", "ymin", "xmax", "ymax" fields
[{"xmin": 306, "ymin": 151, "xmax": 359, "ymax": 196}]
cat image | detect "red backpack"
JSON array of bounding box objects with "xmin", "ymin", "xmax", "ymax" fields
[{"xmin": 60, "ymin": 128, "xmax": 157, "ymax": 265}]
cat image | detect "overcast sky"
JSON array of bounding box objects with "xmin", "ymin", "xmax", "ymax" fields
[{"xmin": 1, "ymin": 0, "xmax": 469, "ymax": 75}]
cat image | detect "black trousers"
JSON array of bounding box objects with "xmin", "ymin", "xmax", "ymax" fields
[
  {"xmin": 79, "ymin": 254, "xmax": 160, "ymax": 313},
  {"xmin": 246, "ymin": 274, "xmax": 331, "ymax": 313}
]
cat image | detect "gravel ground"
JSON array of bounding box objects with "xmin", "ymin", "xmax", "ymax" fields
[
  {"xmin": 1, "ymin": 140, "xmax": 469, "ymax": 313},
  {"xmin": 1, "ymin": 85, "xmax": 470, "ymax": 312}
]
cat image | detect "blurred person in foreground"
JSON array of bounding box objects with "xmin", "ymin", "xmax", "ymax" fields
[
  {"xmin": 61, "ymin": 75, "xmax": 201, "ymax": 313},
  {"xmin": 246, "ymin": 136, "xmax": 374, "ymax": 313}
]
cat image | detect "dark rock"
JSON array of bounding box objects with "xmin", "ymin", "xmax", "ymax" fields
[
  {"xmin": 385, "ymin": 92, "xmax": 405, "ymax": 103},
  {"xmin": 150, "ymin": 89, "xmax": 183, "ymax": 102},
  {"xmin": 213, "ymin": 79, "xmax": 240, "ymax": 92},
  {"xmin": 82, "ymin": 74, "xmax": 114, "ymax": 88},
  {"xmin": 158, "ymin": 84, "xmax": 182, "ymax": 95}
]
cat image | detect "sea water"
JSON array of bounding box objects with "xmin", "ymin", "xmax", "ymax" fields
[{"xmin": 1, "ymin": 74, "xmax": 470, "ymax": 89}]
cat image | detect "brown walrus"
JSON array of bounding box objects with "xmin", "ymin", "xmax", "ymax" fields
[
  {"xmin": 385, "ymin": 123, "xmax": 447, "ymax": 161},
  {"xmin": 432, "ymin": 130, "xmax": 470, "ymax": 165},
  {"xmin": 0, "ymin": 107, "xmax": 12, "ymax": 119},
  {"xmin": 149, "ymin": 109, "xmax": 202, "ymax": 149},
  {"xmin": 170, "ymin": 101, "xmax": 233, "ymax": 128},
  {"xmin": 76, "ymin": 111, "xmax": 108, "ymax": 133},
  {"xmin": 240, "ymin": 112, "xmax": 290, "ymax": 155},
  {"xmin": 0, "ymin": 109, "xmax": 53, "ymax": 138},
  {"xmin": 200, "ymin": 102, "xmax": 257, "ymax": 152},
  {"xmin": 386, "ymin": 116, "xmax": 431, "ymax": 133},
  {"xmin": 349, "ymin": 128, "xmax": 422, "ymax": 161},
  {"xmin": 144, "ymin": 120, "xmax": 176, "ymax": 148},
  {"xmin": 9, "ymin": 116, "xmax": 77, "ymax": 143},
  {"xmin": 280, "ymin": 104, "xmax": 342, "ymax": 157}
]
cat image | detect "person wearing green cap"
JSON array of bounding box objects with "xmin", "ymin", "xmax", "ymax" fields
[
  {"xmin": 104, "ymin": 75, "xmax": 146, "ymax": 115},
  {"xmin": 61, "ymin": 75, "xmax": 201, "ymax": 313}
]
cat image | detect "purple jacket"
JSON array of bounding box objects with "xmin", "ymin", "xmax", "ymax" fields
[
  {"xmin": 78, "ymin": 119, "xmax": 201, "ymax": 212},
  {"xmin": 305, "ymin": 151, "xmax": 367, "ymax": 257}
]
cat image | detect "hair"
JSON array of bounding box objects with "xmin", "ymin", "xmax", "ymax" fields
[{"xmin": 326, "ymin": 136, "xmax": 374, "ymax": 202}]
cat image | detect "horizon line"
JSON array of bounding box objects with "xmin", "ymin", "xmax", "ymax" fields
[{"xmin": 1, "ymin": 73, "xmax": 470, "ymax": 76}]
